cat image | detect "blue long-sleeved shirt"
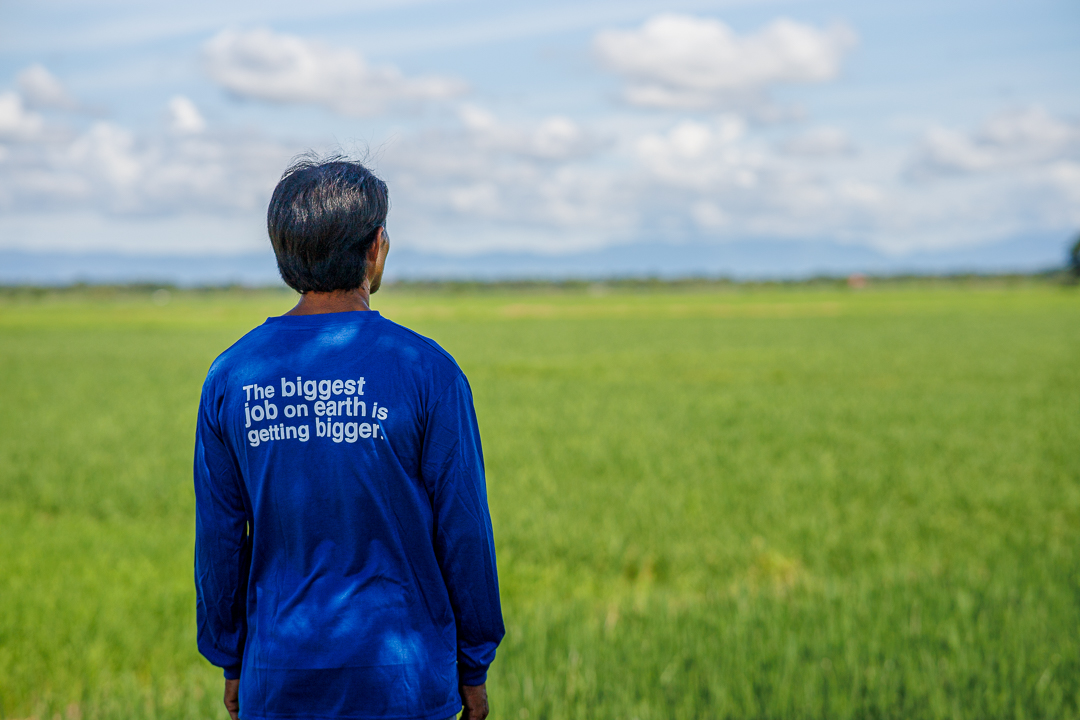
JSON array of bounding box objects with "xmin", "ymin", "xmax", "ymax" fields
[{"xmin": 194, "ymin": 310, "xmax": 504, "ymax": 720}]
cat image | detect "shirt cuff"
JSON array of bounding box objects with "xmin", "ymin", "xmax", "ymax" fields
[
  {"xmin": 458, "ymin": 662, "xmax": 488, "ymax": 686},
  {"xmin": 223, "ymin": 663, "xmax": 242, "ymax": 680}
]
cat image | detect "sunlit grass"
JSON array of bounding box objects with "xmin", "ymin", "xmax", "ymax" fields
[{"xmin": 1, "ymin": 280, "xmax": 1077, "ymax": 718}]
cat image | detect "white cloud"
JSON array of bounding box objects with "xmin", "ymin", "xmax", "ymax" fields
[
  {"xmin": 0, "ymin": 212, "xmax": 270, "ymax": 254},
  {"xmin": 625, "ymin": 116, "xmax": 914, "ymax": 245},
  {"xmin": 887, "ymin": 106, "xmax": 1080, "ymax": 246},
  {"xmin": 635, "ymin": 116, "xmax": 758, "ymax": 190},
  {"xmin": 381, "ymin": 109, "xmax": 896, "ymax": 254},
  {"xmin": 2, "ymin": 68, "xmax": 1072, "ymax": 261},
  {"xmin": 1046, "ymin": 161, "xmax": 1080, "ymax": 203},
  {"xmin": 16, "ymin": 64, "xmax": 79, "ymax": 110},
  {"xmin": 0, "ymin": 92, "xmax": 44, "ymax": 140},
  {"xmin": 457, "ymin": 104, "xmax": 601, "ymax": 161},
  {"xmin": 167, "ymin": 95, "xmax": 207, "ymax": 134},
  {"xmin": 379, "ymin": 107, "xmax": 630, "ymax": 252},
  {"xmin": 448, "ymin": 182, "xmax": 500, "ymax": 217},
  {"xmin": 202, "ymin": 28, "xmax": 466, "ymax": 116},
  {"xmin": 0, "ymin": 115, "xmax": 292, "ymax": 217},
  {"xmin": 910, "ymin": 107, "xmax": 1080, "ymax": 176},
  {"xmin": 594, "ymin": 15, "xmax": 856, "ymax": 109},
  {"xmin": 382, "ymin": 106, "xmax": 1069, "ymax": 253},
  {"xmin": 67, "ymin": 123, "xmax": 142, "ymax": 188},
  {"xmin": 691, "ymin": 200, "xmax": 728, "ymax": 228},
  {"xmin": 779, "ymin": 126, "xmax": 854, "ymax": 156},
  {"xmin": 1037, "ymin": 161, "xmax": 1080, "ymax": 229}
]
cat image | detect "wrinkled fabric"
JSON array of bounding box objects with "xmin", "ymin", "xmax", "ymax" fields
[{"xmin": 194, "ymin": 311, "xmax": 504, "ymax": 720}]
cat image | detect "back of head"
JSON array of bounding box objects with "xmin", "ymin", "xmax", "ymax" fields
[{"xmin": 267, "ymin": 155, "xmax": 389, "ymax": 293}]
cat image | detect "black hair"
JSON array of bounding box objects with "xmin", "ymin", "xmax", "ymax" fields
[{"xmin": 267, "ymin": 154, "xmax": 389, "ymax": 293}]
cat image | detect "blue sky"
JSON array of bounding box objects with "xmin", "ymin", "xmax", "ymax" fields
[{"xmin": 0, "ymin": 0, "xmax": 1078, "ymax": 278}]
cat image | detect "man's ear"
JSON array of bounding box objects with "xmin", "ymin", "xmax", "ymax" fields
[{"xmin": 366, "ymin": 227, "xmax": 385, "ymax": 263}]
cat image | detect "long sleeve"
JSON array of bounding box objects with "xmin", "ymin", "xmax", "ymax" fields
[
  {"xmin": 193, "ymin": 378, "xmax": 252, "ymax": 680},
  {"xmin": 421, "ymin": 373, "xmax": 505, "ymax": 686}
]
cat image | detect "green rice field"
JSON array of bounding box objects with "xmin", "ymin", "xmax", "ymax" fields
[{"xmin": 1, "ymin": 279, "xmax": 1078, "ymax": 719}]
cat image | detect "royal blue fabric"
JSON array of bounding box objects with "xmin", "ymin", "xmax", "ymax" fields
[{"xmin": 194, "ymin": 311, "xmax": 504, "ymax": 720}]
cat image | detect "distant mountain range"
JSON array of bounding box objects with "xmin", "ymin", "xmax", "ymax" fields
[{"xmin": 0, "ymin": 232, "xmax": 1071, "ymax": 286}]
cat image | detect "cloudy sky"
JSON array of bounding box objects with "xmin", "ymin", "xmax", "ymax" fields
[{"xmin": 0, "ymin": 0, "xmax": 1078, "ymax": 277}]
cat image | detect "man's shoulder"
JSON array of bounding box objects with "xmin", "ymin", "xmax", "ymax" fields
[
  {"xmin": 212, "ymin": 316, "xmax": 288, "ymax": 363},
  {"xmin": 377, "ymin": 317, "xmax": 461, "ymax": 372},
  {"xmin": 203, "ymin": 314, "xmax": 462, "ymax": 390},
  {"xmin": 200, "ymin": 323, "xmax": 272, "ymax": 396}
]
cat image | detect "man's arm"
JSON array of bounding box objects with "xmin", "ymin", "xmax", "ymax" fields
[
  {"xmin": 224, "ymin": 678, "xmax": 240, "ymax": 720},
  {"xmin": 422, "ymin": 373, "xmax": 506, "ymax": 689},
  {"xmin": 194, "ymin": 379, "xmax": 252, "ymax": 685},
  {"xmin": 460, "ymin": 683, "xmax": 489, "ymax": 720}
]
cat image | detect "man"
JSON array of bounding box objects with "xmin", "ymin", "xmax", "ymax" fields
[{"xmin": 194, "ymin": 157, "xmax": 504, "ymax": 720}]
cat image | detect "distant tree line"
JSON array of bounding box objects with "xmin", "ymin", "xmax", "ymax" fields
[{"xmin": 1071, "ymin": 232, "xmax": 1080, "ymax": 280}]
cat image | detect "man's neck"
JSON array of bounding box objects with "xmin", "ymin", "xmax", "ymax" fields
[{"xmin": 284, "ymin": 286, "xmax": 372, "ymax": 316}]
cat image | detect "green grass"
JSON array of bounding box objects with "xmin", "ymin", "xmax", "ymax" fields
[{"xmin": 1, "ymin": 280, "xmax": 1078, "ymax": 719}]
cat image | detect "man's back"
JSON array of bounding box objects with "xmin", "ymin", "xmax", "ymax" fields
[{"xmin": 195, "ymin": 310, "xmax": 503, "ymax": 720}]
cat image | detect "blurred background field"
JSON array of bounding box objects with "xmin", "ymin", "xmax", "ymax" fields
[{"xmin": 0, "ymin": 279, "xmax": 1078, "ymax": 719}]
